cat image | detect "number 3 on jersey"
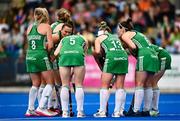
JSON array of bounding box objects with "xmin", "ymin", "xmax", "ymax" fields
[
  {"xmin": 31, "ymin": 40, "xmax": 36, "ymax": 49},
  {"xmin": 111, "ymin": 40, "xmax": 123, "ymax": 50},
  {"xmin": 70, "ymin": 38, "xmax": 75, "ymax": 45}
]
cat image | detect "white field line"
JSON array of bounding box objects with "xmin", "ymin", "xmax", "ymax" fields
[{"xmin": 0, "ymin": 101, "xmax": 180, "ymax": 107}]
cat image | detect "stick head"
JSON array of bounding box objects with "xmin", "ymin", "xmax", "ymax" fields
[{"xmin": 70, "ymin": 111, "xmax": 75, "ymax": 117}]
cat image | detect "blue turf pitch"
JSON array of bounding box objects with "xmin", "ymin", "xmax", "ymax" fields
[{"xmin": 0, "ymin": 92, "xmax": 180, "ymax": 121}]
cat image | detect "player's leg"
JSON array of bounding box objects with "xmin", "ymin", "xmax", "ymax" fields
[
  {"xmin": 54, "ymin": 70, "xmax": 62, "ymax": 114},
  {"xmin": 36, "ymin": 70, "xmax": 57, "ymax": 116},
  {"xmin": 48, "ymin": 69, "xmax": 62, "ymax": 113},
  {"xmin": 150, "ymin": 70, "xmax": 165, "ymax": 116},
  {"xmin": 25, "ymin": 73, "xmax": 41, "ymax": 116},
  {"xmin": 142, "ymin": 73, "xmax": 155, "ymax": 116},
  {"xmin": 73, "ymin": 66, "xmax": 86, "ymax": 117},
  {"xmin": 48, "ymin": 87, "xmax": 58, "ymax": 112},
  {"xmin": 94, "ymin": 72, "xmax": 113, "ymax": 117},
  {"xmin": 37, "ymin": 78, "xmax": 46, "ymax": 105},
  {"xmin": 59, "ymin": 67, "xmax": 71, "ymax": 118},
  {"xmin": 131, "ymin": 71, "xmax": 147, "ymax": 116},
  {"xmin": 112, "ymin": 74, "xmax": 126, "ymax": 117}
]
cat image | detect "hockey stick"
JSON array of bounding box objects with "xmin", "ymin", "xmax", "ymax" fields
[
  {"xmin": 126, "ymin": 93, "xmax": 135, "ymax": 116},
  {"xmin": 106, "ymin": 77, "xmax": 115, "ymax": 116},
  {"xmin": 69, "ymin": 69, "xmax": 75, "ymax": 117},
  {"xmin": 54, "ymin": 85, "xmax": 62, "ymax": 115},
  {"xmin": 106, "ymin": 81, "xmax": 113, "ymax": 116},
  {"xmin": 69, "ymin": 88, "xmax": 75, "ymax": 117}
]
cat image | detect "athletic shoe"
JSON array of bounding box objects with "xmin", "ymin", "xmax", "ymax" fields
[
  {"xmin": 112, "ymin": 111, "xmax": 121, "ymax": 117},
  {"xmin": 62, "ymin": 111, "xmax": 69, "ymax": 118},
  {"xmin": 96, "ymin": 109, "xmax": 108, "ymax": 116},
  {"xmin": 93, "ymin": 110, "xmax": 106, "ymax": 117},
  {"xmin": 126, "ymin": 110, "xmax": 141, "ymax": 117},
  {"xmin": 36, "ymin": 107, "xmax": 58, "ymax": 117},
  {"xmin": 120, "ymin": 110, "xmax": 128, "ymax": 116},
  {"xmin": 77, "ymin": 111, "xmax": 86, "ymax": 118},
  {"xmin": 141, "ymin": 111, "xmax": 150, "ymax": 117},
  {"xmin": 25, "ymin": 109, "xmax": 39, "ymax": 117},
  {"xmin": 150, "ymin": 109, "xmax": 159, "ymax": 117},
  {"xmin": 48, "ymin": 107, "xmax": 62, "ymax": 114}
]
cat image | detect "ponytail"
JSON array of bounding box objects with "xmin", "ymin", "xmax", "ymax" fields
[
  {"xmin": 34, "ymin": 7, "xmax": 49, "ymax": 24},
  {"xmin": 119, "ymin": 18, "xmax": 134, "ymax": 31},
  {"xmin": 56, "ymin": 8, "xmax": 71, "ymax": 22},
  {"xmin": 98, "ymin": 21, "xmax": 111, "ymax": 32},
  {"xmin": 126, "ymin": 18, "xmax": 134, "ymax": 30}
]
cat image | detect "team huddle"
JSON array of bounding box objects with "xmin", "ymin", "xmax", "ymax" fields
[{"xmin": 25, "ymin": 7, "xmax": 171, "ymax": 118}]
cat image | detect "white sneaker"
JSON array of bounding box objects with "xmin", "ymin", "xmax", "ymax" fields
[
  {"xmin": 62, "ymin": 111, "xmax": 69, "ymax": 118},
  {"xmin": 77, "ymin": 111, "xmax": 85, "ymax": 118},
  {"xmin": 36, "ymin": 107, "xmax": 58, "ymax": 117},
  {"xmin": 119, "ymin": 109, "xmax": 127, "ymax": 116},
  {"xmin": 93, "ymin": 110, "xmax": 106, "ymax": 117},
  {"xmin": 112, "ymin": 111, "xmax": 121, "ymax": 117},
  {"xmin": 25, "ymin": 109, "xmax": 39, "ymax": 117}
]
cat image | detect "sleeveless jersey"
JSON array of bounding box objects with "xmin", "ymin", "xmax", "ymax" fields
[
  {"xmin": 51, "ymin": 20, "xmax": 64, "ymax": 69},
  {"xmin": 51, "ymin": 20, "xmax": 63, "ymax": 33},
  {"xmin": 151, "ymin": 44, "xmax": 171, "ymax": 70},
  {"xmin": 59, "ymin": 35, "xmax": 86, "ymax": 66},
  {"xmin": 101, "ymin": 33, "xmax": 128, "ymax": 74},
  {"xmin": 132, "ymin": 31, "xmax": 159, "ymax": 72},
  {"xmin": 26, "ymin": 23, "xmax": 52, "ymax": 72}
]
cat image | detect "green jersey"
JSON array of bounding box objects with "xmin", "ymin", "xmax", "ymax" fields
[
  {"xmin": 132, "ymin": 31, "xmax": 152, "ymax": 48},
  {"xmin": 132, "ymin": 31, "xmax": 159, "ymax": 72},
  {"xmin": 101, "ymin": 33, "xmax": 128, "ymax": 74},
  {"xmin": 26, "ymin": 23, "xmax": 52, "ymax": 72},
  {"xmin": 101, "ymin": 33, "xmax": 125, "ymax": 52},
  {"xmin": 151, "ymin": 44, "xmax": 171, "ymax": 70},
  {"xmin": 27, "ymin": 24, "xmax": 46, "ymax": 51},
  {"xmin": 59, "ymin": 35, "xmax": 86, "ymax": 66},
  {"xmin": 51, "ymin": 20, "xmax": 64, "ymax": 47},
  {"xmin": 51, "ymin": 20, "xmax": 64, "ymax": 69},
  {"xmin": 51, "ymin": 20, "xmax": 63, "ymax": 33}
]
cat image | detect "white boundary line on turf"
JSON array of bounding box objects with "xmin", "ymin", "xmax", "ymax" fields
[
  {"xmin": 0, "ymin": 100, "xmax": 180, "ymax": 107},
  {"xmin": 160, "ymin": 113, "xmax": 180, "ymax": 116}
]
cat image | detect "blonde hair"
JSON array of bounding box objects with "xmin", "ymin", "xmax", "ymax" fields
[
  {"xmin": 34, "ymin": 7, "xmax": 49, "ymax": 24},
  {"xmin": 56, "ymin": 8, "xmax": 71, "ymax": 22}
]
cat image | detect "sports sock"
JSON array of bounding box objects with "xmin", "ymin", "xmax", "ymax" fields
[
  {"xmin": 60, "ymin": 86, "xmax": 69, "ymax": 111},
  {"xmin": 99, "ymin": 88, "xmax": 109, "ymax": 112},
  {"xmin": 39, "ymin": 84, "xmax": 53, "ymax": 108},
  {"xmin": 143, "ymin": 87, "xmax": 153, "ymax": 111},
  {"xmin": 54, "ymin": 85, "xmax": 61, "ymax": 109},
  {"xmin": 28, "ymin": 86, "xmax": 38, "ymax": 110},
  {"xmin": 152, "ymin": 87, "xmax": 160, "ymax": 110},
  {"xmin": 114, "ymin": 88, "xmax": 126, "ymax": 112},
  {"xmin": 37, "ymin": 85, "xmax": 45, "ymax": 104},
  {"xmin": 134, "ymin": 87, "xmax": 144, "ymax": 112},
  {"xmin": 120, "ymin": 90, "xmax": 126, "ymax": 112},
  {"xmin": 48, "ymin": 91, "xmax": 54, "ymax": 109},
  {"xmin": 75, "ymin": 87, "xmax": 84, "ymax": 112}
]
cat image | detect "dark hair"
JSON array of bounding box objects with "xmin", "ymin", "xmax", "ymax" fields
[
  {"xmin": 98, "ymin": 21, "xmax": 111, "ymax": 32},
  {"xmin": 119, "ymin": 18, "xmax": 134, "ymax": 31},
  {"xmin": 62, "ymin": 19, "xmax": 74, "ymax": 34}
]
